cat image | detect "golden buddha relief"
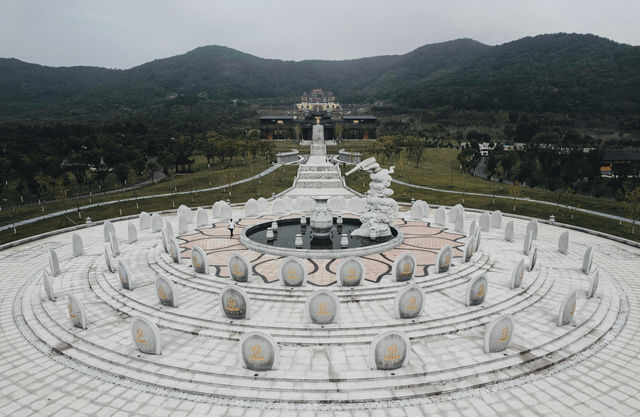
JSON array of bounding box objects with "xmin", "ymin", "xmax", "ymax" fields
[
  {"xmin": 406, "ymin": 296, "xmax": 419, "ymax": 311},
  {"xmin": 135, "ymin": 328, "xmax": 147, "ymax": 344},
  {"xmin": 345, "ymin": 267, "xmax": 358, "ymax": 282},
  {"xmin": 158, "ymin": 285, "xmax": 168, "ymax": 301},
  {"xmin": 384, "ymin": 343, "xmax": 401, "ymax": 361},
  {"xmin": 442, "ymin": 254, "xmax": 451, "ymax": 268},
  {"xmin": 401, "ymin": 262, "xmax": 412, "ymax": 276},
  {"xmin": 68, "ymin": 304, "xmax": 76, "ymax": 319},
  {"xmin": 476, "ymin": 284, "xmax": 485, "ymax": 299},
  {"xmin": 498, "ymin": 326, "xmax": 510, "ymax": 342},
  {"xmin": 286, "ymin": 267, "xmax": 299, "ymax": 281},
  {"xmin": 316, "ymin": 302, "xmax": 329, "ymax": 315},
  {"xmin": 569, "ymin": 301, "xmax": 576, "ymax": 317},
  {"xmin": 249, "ymin": 344, "xmax": 265, "ymax": 361},
  {"xmin": 232, "ymin": 262, "xmax": 242, "ymax": 277}
]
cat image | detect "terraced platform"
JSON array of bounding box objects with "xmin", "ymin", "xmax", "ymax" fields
[{"xmin": 0, "ymin": 202, "xmax": 637, "ymax": 416}]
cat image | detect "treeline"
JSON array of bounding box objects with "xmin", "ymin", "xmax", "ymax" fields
[{"xmin": 0, "ymin": 121, "xmax": 276, "ymax": 206}]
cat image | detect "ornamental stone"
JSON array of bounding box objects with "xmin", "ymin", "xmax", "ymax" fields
[
  {"xmin": 463, "ymin": 238, "xmax": 475, "ymax": 263},
  {"xmin": 582, "ymin": 246, "xmax": 593, "ymax": 274},
  {"xmin": 469, "ymin": 218, "xmax": 478, "ymax": 237},
  {"xmin": 305, "ymin": 289, "xmax": 340, "ymax": 324},
  {"xmin": 117, "ymin": 260, "xmax": 134, "ymax": 290},
  {"xmin": 164, "ymin": 220, "xmax": 174, "ymax": 238},
  {"xmin": 587, "ymin": 267, "xmax": 600, "ymax": 299},
  {"xmin": 191, "ymin": 246, "xmax": 209, "ymax": 274},
  {"xmin": 484, "ymin": 315, "xmax": 515, "ymax": 353},
  {"xmin": 368, "ymin": 330, "xmax": 411, "ymax": 370},
  {"xmin": 49, "ymin": 248, "xmax": 60, "ymax": 276},
  {"xmin": 151, "ymin": 213, "xmax": 163, "ymax": 232},
  {"xmin": 139, "ymin": 211, "xmax": 151, "ymax": 229},
  {"xmin": 67, "ymin": 295, "xmax": 88, "ymax": 329},
  {"xmin": 491, "ymin": 210, "xmax": 502, "ymax": 228},
  {"xmin": 393, "ymin": 284, "xmax": 424, "ymax": 319},
  {"xmin": 510, "ymin": 259, "xmax": 525, "ymax": 289},
  {"xmin": 228, "ymin": 253, "xmax": 252, "ymax": 282},
  {"xmin": 103, "ymin": 220, "xmax": 115, "ymax": 242},
  {"xmin": 42, "ymin": 271, "xmax": 55, "ymax": 301},
  {"xmin": 220, "ymin": 285, "xmax": 251, "ymax": 320},
  {"xmin": 337, "ymin": 257, "xmax": 365, "ymax": 286},
  {"xmin": 178, "ymin": 212, "xmax": 189, "ymax": 235},
  {"xmin": 279, "ymin": 257, "xmax": 307, "ymax": 287},
  {"xmin": 526, "ymin": 219, "xmax": 538, "ymax": 240},
  {"xmin": 72, "ymin": 233, "xmax": 83, "ymax": 257},
  {"xmin": 239, "ymin": 331, "xmax": 278, "ymax": 371},
  {"xmin": 479, "ymin": 212, "xmax": 491, "ymax": 231},
  {"xmin": 434, "ymin": 206, "xmax": 446, "ymax": 226},
  {"xmin": 169, "ymin": 238, "xmax": 181, "ymax": 264},
  {"xmin": 454, "ymin": 212, "xmax": 464, "ymax": 233},
  {"xmin": 104, "ymin": 246, "xmax": 115, "ymax": 273},
  {"xmin": 392, "ymin": 253, "xmax": 416, "ymax": 282},
  {"xmin": 528, "ymin": 244, "xmax": 538, "ymax": 271},
  {"xmin": 523, "ymin": 230, "xmax": 533, "ymax": 255},
  {"xmin": 504, "ymin": 221, "xmax": 514, "ymax": 242},
  {"xmin": 435, "ymin": 245, "xmax": 452, "ymax": 273},
  {"xmin": 155, "ymin": 275, "xmax": 178, "ymax": 307},
  {"xmin": 127, "ymin": 222, "xmax": 137, "ymax": 244},
  {"xmin": 558, "ymin": 231, "xmax": 569, "ymax": 255},
  {"xmin": 196, "ymin": 207, "xmax": 209, "ymax": 227},
  {"xmin": 271, "ymin": 198, "xmax": 287, "ymax": 215},
  {"xmin": 256, "ymin": 197, "xmax": 269, "ymax": 213},
  {"xmin": 109, "ymin": 232, "xmax": 120, "ymax": 257},
  {"xmin": 130, "ymin": 316, "xmax": 162, "ymax": 355},
  {"xmin": 465, "ymin": 273, "xmax": 488, "ymax": 306},
  {"xmin": 558, "ymin": 290, "xmax": 578, "ymax": 326},
  {"xmin": 160, "ymin": 229, "xmax": 169, "ymax": 253}
]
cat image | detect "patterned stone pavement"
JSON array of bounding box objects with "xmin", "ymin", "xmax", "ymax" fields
[{"xmin": 0, "ymin": 204, "xmax": 638, "ymax": 416}]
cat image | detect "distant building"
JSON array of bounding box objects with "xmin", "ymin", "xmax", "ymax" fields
[
  {"xmin": 600, "ymin": 149, "xmax": 640, "ymax": 177},
  {"xmin": 259, "ymin": 89, "xmax": 376, "ymax": 141}
]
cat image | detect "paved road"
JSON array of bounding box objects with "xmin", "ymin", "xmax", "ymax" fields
[
  {"xmin": 392, "ymin": 178, "xmax": 636, "ymax": 225},
  {"xmin": 0, "ymin": 165, "xmax": 280, "ymax": 232}
]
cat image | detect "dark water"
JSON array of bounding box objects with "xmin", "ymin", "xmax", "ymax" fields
[{"xmin": 245, "ymin": 217, "xmax": 396, "ymax": 250}]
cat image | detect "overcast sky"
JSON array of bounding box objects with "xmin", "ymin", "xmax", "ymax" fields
[{"xmin": 1, "ymin": 0, "xmax": 638, "ymax": 69}]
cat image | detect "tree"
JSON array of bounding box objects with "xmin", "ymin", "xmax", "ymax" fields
[
  {"xmin": 509, "ymin": 181, "xmax": 524, "ymax": 211},
  {"xmin": 625, "ymin": 186, "xmax": 640, "ymax": 234},
  {"xmin": 114, "ymin": 164, "xmax": 130, "ymax": 187},
  {"xmin": 405, "ymin": 136, "xmax": 426, "ymax": 167},
  {"xmin": 457, "ymin": 145, "xmax": 480, "ymax": 174}
]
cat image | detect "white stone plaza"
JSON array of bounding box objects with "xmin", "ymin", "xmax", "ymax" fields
[{"xmin": 1, "ymin": 136, "xmax": 639, "ymax": 416}]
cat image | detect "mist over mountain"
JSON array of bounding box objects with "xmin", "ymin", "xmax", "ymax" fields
[{"xmin": 1, "ymin": 33, "xmax": 639, "ymax": 121}]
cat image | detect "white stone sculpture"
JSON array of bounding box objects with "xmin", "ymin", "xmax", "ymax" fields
[
  {"xmin": 178, "ymin": 212, "xmax": 189, "ymax": 235},
  {"xmin": 491, "ymin": 210, "xmax": 502, "ymax": 228},
  {"xmin": 139, "ymin": 211, "xmax": 151, "ymax": 230},
  {"xmin": 191, "ymin": 246, "xmax": 209, "ymax": 274},
  {"xmin": 196, "ymin": 207, "xmax": 209, "ymax": 228},
  {"xmin": 479, "ymin": 212, "xmax": 491, "ymax": 231},
  {"xmin": 130, "ymin": 316, "xmax": 162, "ymax": 355},
  {"xmin": 151, "ymin": 213, "xmax": 163, "ymax": 232},
  {"xmin": 256, "ymin": 197, "xmax": 269, "ymax": 213},
  {"xmin": 49, "ymin": 248, "xmax": 60, "ymax": 276},
  {"xmin": 127, "ymin": 222, "xmax": 137, "ymax": 244},
  {"xmin": 72, "ymin": 233, "xmax": 83, "ymax": 257},
  {"xmin": 219, "ymin": 202, "xmax": 233, "ymax": 220},
  {"xmin": 345, "ymin": 157, "xmax": 397, "ymax": 239},
  {"xmin": 558, "ymin": 231, "xmax": 569, "ymax": 254},
  {"xmin": 244, "ymin": 199, "xmax": 259, "ymax": 218},
  {"xmin": 271, "ymin": 198, "xmax": 287, "ymax": 215},
  {"xmin": 434, "ymin": 206, "xmax": 446, "ymax": 226},
  {"xmin": 67, "ymin": 295, "xmax": 88, "ymax": 329},
  {"xmin": 504, "ymin": 221, "xmax": 514, "ymax": 242}
]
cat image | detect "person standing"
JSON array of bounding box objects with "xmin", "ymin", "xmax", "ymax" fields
[{"xmin": 228, "ymin": 218, "xmax": 235, "ymax": 238}]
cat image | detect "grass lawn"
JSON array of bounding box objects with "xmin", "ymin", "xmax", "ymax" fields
[{"xmin": 0, "ymin": 165, "xmax": 297, "ymax": 245}]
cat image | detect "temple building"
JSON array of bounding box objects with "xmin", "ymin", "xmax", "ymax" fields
[{"xmin": 259, "ymin": 89, "xmax": 376, "ymax": 141}]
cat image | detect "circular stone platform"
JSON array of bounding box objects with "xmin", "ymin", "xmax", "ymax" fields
[{"xmin": 0, "ymin": 203, "xmax": 638, "ymax": 416}]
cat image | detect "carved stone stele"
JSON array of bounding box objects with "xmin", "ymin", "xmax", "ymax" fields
[
  {"xmin": 279, "ymin": 257, "xmax": 307, "ymax": 287},
  {"xmin": 191, "ymin": 246, "xmax": 209, "ymax": 274},
  {"xmin": 391, "ymin": 253, "xmax": 416, "ymax": 282},
  {"xmin": 484, "ymin": 314, "xmax": 515, "ymax": 353},
  {"xmin": 305, "ymin": 289, "xmax": 340, "ymax": 324},
  {"xmin": 155, "ymin": 275, "xmax": 179, "ymax": 308},
  {"xmin": 220, "ymin": 285, "xmax": 252, "ymax": 320},
  {"xmin": 336, "ymin": 257, "xmax": 365, "ymax": 287},
  {"xmin": 228, "ymin": 253, "xmax": 252, "ymax": 282},
  {"xmin": 393, "ymin": 284, "xmax": 425, "ymax": 319},
  {"xmin": 465, "ymin": 273, "xmax": 488, "ymax": 306},
  {"xmin": 558, "ymin": 290, "xmax": 578, "ymax": 326},
  {"xmin": 130, "ymin": 316, "xmax": 162, "ymax": 355},
  {"xmin": 239, "ymin": 331, "xmax": 279, "ymax": 371},
  {"xmin": 67, "ymin": 295, "xmax": 88, "ymax": 329},
  {"xmin": 435, "ymin": 245, "xmax": 452, "ymax": 273},
  {"xmin": 368, "ymin": 330, "xmax": 411, "ymax": 370}
]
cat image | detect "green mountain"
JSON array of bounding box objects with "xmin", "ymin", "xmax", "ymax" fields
[{"xmin": 1, "ymin": 33, "xmax": 639, "ymax": 120}]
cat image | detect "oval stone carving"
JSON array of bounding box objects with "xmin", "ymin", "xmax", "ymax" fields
[
  {"xmin": 392, "ymin": 253, "xmax": 416, "ymax": 282},
  {"xmin": 473, "ymin": 228, "xmax": 481, "ymax": 252},
  {"xmin": 151, "ymin": 213, "xmax": 163, "ymax": 232},
  {"xmin": 368, "ymin": 330, "xmax": 411, "ymax": 370},
  {"xmin": 454, "ymin": 212, "xmax": 464, "ymax": 233},
  {"xmin": 67, "ymin": 295, "xmax": 88, "ymax": 329},
  {"xmin": 587, "ymin": 267, "xmax": 600, "ymax": 299},
  {"xmin": 336, "ymin": 257, "xmax": 365, "ymax": 287},
  {"xmin": 435, "ymin": 245, "xmax": 452, "ymax": 273},
  {"xmin": 433, "ymin": 206, "xmax": 446, "ymax": 226},
  {"xmin": 558, "ymin": 290, "xmax": 578, "ymax": 326},
  {"xmin": 463, "ymin": 238, "xmax": 475, "ymax": 263},
  {"xmin": 160, "ymin": 229, "xmax": 169, "ymax": 253},
  {"xmin": 128, "ymin": 222, "xmax": 138, "ymax": 244},
  {"xmin": 155, "ymin": 275, "xmax": 178, "ymax": 308},
  {"xmin": 48, "ymin": 248, "xmax": 60, "ymax": 276},
  {"xmin": 479, "ymin": 212, "xmax": 491, "ymax": 231},
  {"xmin": 558, "ymin": 231, "xmax": 569, "ymax": 254},
  {"xmin": 305, "ymin": 289, "xmax": 340, "ymax": 324},
  {"xmin": 491, "ymin": 210, "xmax": 502, "ymax": 228},
  {"xmin": 72, "ymin": 233, "xmax": 83, "ymax": 257},
  {"xmin": 510, "ymin": 259, "xmax": 525, "ymax": 289},
  {"xmin": 523, "ymin": 230, "xmax": 533, "ymax": 255},
  {"xmin": 528, "ymin": 244, "xmax": 538, "ymax": 271},
  {"xmin": 164, "ymin": 221, "xmax": 174, "ymax": 238},
  {"xmin": 239, "ymin": 331, "xmax": 279, "ymax": 371},
  {"xmin": 196, "ymin": 207, "xmax": 209, "ymax": 227},
  {"xmin": 453, "ymin": 204, "xmax": 465, "ymax": 224},
  {"xmin": 109, "ymin": 232, "xmax": 120, "ymax": 257},
  {"xmin": 104, "ymin": 246, "xmax": 115, "ymax": 273},
  {"xmin": 103, "ymin": 220, "xmax": 115, "ymax": 242},
  {"xmin": 469, "ymin": 218, "xmax": 478, "ymax": 238},
  {"xmin": 139, "ymin": 211, "xmax": 151, "ymax": 229},
  {"xmin": 582, "ymin": 246, "xmax": 593, "ymax": 274},
  {"xmin": 504, "ymin": 221, "xmax": 514, "ymax": 242},
  {"xmin": 130, "ymin": 316, "xmax": 162, "ymax": 355},
  {"xmin": 220, "ymin": 286, "xmax": 252, "ymax": 320},
  {"xmin": 484, "ymin": 314, "xmax": 515, "ymax": 353},
  {"xmin": 191, "ymin": 246, "xmax": 209, "ymax": 274},
  {"xmin": 42, "ymin": 271, "xmax": 55, "ymax": 301},
  {"xmin": 117, "ymin": 260, "xmax": 134, "ymax": 290},
  {"xmin": 393, "ymin": 284, "xmax": 424, "ymax": 319},
  {"xmin": 169, "ymin": 237, "xmax": 181, "ymax": 264},
  {"xmin": 178, "ymin": 212, "xmax": 189, "ymax": 235},
  {"xmin": 279, "ymin": 257, "xmax": 307, "ymax": 287},
  {"xmin": 526, "ymin": 219, "xmax": 538, "ymax": 240},
  {"xmin": 465, "ymin": 273, "xmax": 488, "ymax": 306},
  {"xmin": 228, "ymin": 253, "xmax": 252, "ymax": 282}
]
